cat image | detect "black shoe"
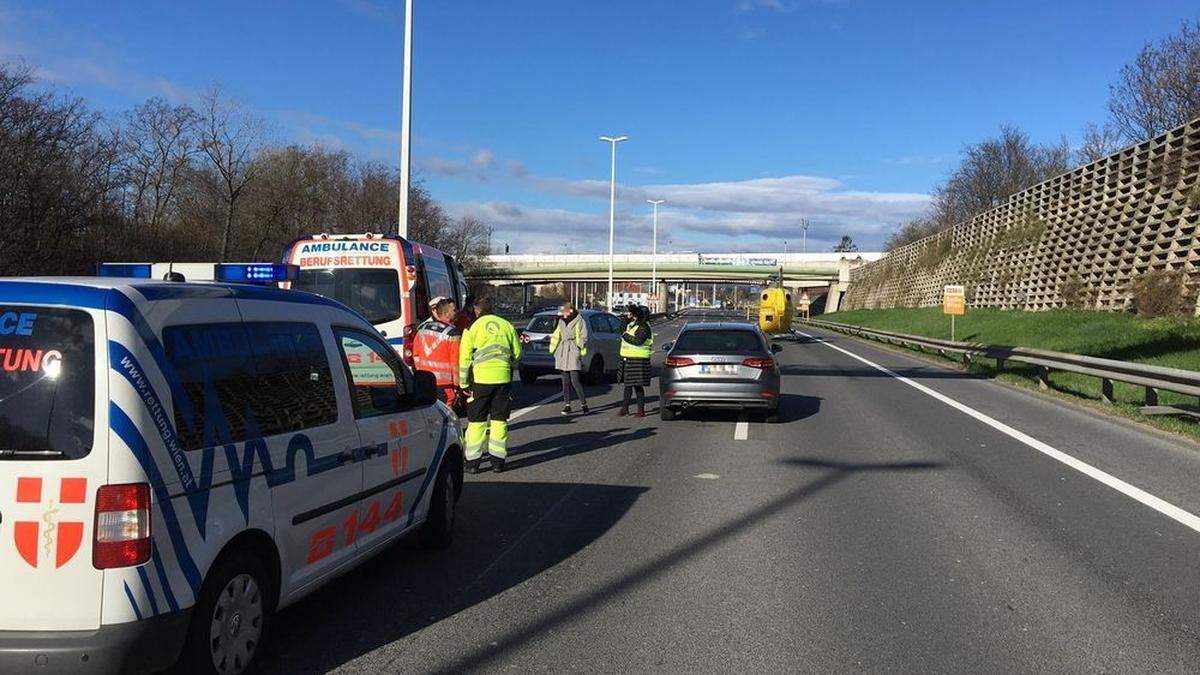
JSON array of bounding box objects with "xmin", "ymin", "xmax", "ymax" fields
[
  {"xmin": 492, "ymin": 458, "xmax": 506, "ymax": 473},
  {"xmin": 561, "ymin": 405, "xmax": 571, "ymax": 416},
  {"xmin": 466, "ymin": 459, "xmax": 481, "ymax": 474},
  {"xmin": 580, "ymin": 404, "xmax": 589, "ymax": 415},
  {"xmin": 617, "ymin": 408, "xmax": 628, "ymax": 417}
]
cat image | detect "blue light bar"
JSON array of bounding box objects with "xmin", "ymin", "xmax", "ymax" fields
[
  {"xmin": 214, "ymin": 263, "xmax": 299, "ymax": 284},
  {"xmin": 96, "ymin": 263, "xmax": 152, "ymax": 278}
]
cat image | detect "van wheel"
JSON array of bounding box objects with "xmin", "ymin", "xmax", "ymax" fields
[
  {"xmin": 519, "ymin": 368, "xmax": 539, "ymax": 385},
  {"xmin": 182, "ymin": 550, "xmax": 275, "ymax": 675},
  {"xmin": 584, "ymin": 355, "xmax": 604, "ymax": 385},
  {"xmin": 660, "ymin": 406, "xmax": 676, "ymax": 421},
  {"xmin": 419, "ymin": 459, "xmax": 459, "ymax": 549}
]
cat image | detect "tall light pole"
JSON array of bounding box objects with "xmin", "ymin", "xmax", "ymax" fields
[
  {"xmin": 397, "ymin": 0, "xmax": 415, "ymax": 237},
  {"xmin": 600, "ymin": 135, "xmax": 628, "ymax": 312},
  {"xmin": 800, "ymin": 218, "xmax": 809, "ymax": 254},
  {"xmin": 647, "ymin": 199, "xmax": 664, "ymax": 299}
]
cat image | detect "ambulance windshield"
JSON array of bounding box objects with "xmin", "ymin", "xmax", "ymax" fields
[
  {"xmin": 293, "ymin": 268, "xmax": 402, "ymax": 325},
  {"xmin": 0, "ymin": 307, "xmax": 95, "ymax": 460}
]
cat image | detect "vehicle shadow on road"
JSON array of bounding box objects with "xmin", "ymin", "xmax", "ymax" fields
[
  {"xmin": 504, "ymin": 426, "xmax": 657, "ymax": 471},
  {"xmin": 668, "ymin": 394, "xmax": 821, "ymax": 424},
  {"xmin": 257, "ymin": 480, "xmax": 648, "ymax": 675},
  {"xmin": 427, "ymin": 456, "xmax": 945, "ymax": 674}
]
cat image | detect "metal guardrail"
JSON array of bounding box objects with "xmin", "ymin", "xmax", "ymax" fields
[{"xmin": 801, "ymin": 319, "xmax": 1200, "ymax": 419}]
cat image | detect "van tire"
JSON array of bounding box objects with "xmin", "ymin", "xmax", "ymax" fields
[
  {"xmin": 419, "ymin": 459, "xmax": 459, "ymax": 550},
  {"xmin": 181, "ymin": 549, "xmax": 276, "ymax": 675},
  {"xmin": 660, "ymin": 406, "xmax": 676, "ymax": 421}
]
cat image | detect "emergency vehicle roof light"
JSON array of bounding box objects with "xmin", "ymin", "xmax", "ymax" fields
[
  {"xmin": 214, "ymin": 263, "xmax": 300, "ymax": 284},
  {"xmin": 96, "ymin": 263, "xmax": 152, "ymax": 278}
]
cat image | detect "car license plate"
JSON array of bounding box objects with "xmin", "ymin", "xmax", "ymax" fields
[{"xmin": 699, "ymin": 364, "xmax": 737, "ymax": 374}]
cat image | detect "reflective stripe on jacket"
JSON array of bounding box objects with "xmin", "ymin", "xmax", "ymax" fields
[
  {"xmin": 620, "ymin": 321, "xmax": 653, "ymax": 359},
  {"xmin": 412, "ymin": 319, "xmax": 461, "ymax": 386},
  {"xmin": 459, "ymin": 314, "xmax": 522, "ymax": 385}
]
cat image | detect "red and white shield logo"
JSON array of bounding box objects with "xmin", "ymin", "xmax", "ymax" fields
[{"xmin": 13, "ymin": 477, "xmax": 87, "ymax": 569}]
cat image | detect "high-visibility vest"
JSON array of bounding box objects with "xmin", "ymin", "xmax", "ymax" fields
[
  {"xmin": 620, "ymin": 322, "xmax": 653, "ymax": 359},
  {"xmin": 459, "ymin": 314, "xmax": 522, "ymax": 385},
  {"xmin": 412, "ymin": 319, "xmax": 461, "ymax": 387},
  {"xmin": 549, "ymin": 316, "xmax": 588, "ymax": 356}
]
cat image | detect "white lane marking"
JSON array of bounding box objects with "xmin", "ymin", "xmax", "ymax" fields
[
  {"xmin": 510, "ymin": 390, "xmax": 564, "ymax": 421},
  {"xmin": 734, "ymin": 414, "xmax": 749, "ymax": 441},
  {"xmin": 797, "ymin": 330, "xmax": 1200, "ymax": 535},
  {"xmin": 695, "ymin": 473, "xmax": 720, "ymax": 480}
]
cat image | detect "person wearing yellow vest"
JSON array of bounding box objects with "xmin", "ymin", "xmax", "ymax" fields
[
  {"xmin": 618, "ymin": 305, "xmax": 654, "ymax": 417},
  {"xmin": 549, "ymin": 302, "xmax": 590, "ymax": 415},
  {"xmin": 459, "ymin": 296, "xmax": 522, "ymax": 472}
]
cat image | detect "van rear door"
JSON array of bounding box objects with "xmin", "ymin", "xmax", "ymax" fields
[{"xmin": 0, "ymin": 298, "xmax": 107, "ymax": 631}]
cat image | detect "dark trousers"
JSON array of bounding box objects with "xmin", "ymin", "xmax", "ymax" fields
[
  {"xmin": 622, "ymin": 385, "xmax": 645, "ymax": 412},
  {"xmin": 467, "ymin": 382, "xmax": 512, "ymax": 423},
  {"xmin": 560, "ymin": 370, "xmax": 587, "ymax": 406}
]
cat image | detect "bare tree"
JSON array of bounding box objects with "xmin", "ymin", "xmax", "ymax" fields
[
  {"xmin": 196, "ymin": 86, "xmax": 265, "ymax": 260},
  {"xmin": 439, "ymin": 216, "xmax": 494, "ymax": 272},
  {"xmin": 884, "ymin": 217, "xmax": 942, "ymax": 251},
  {"xmin": 121, "ymin": 98, "xmax": 198, "ymax": 229},
  {"xmin": 1076, "ymin": 122, "xmax": 1122, "ymax": 164},
  {"xmin": 1108, "ymin": 20, "xmax": 1200, "ymax": 143},
  {"xmin": 933, "ymin": 126, "xmax": 1069, "ymax": 228}
]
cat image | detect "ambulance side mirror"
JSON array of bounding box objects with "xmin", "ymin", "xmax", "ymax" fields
[{"xmin": 411, "ymin": 370, "xmax": 439, "ymax": 407}]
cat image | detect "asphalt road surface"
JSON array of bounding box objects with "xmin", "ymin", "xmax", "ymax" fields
[{"xmin": 260, "ymin": 310, "xmax": 1200, "ymax": 674}]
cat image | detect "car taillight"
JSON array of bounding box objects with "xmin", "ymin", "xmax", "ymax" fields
[
  {"xmin": 742, "ymin": 357, "xmax": 775, "ymax": 368},
  {"xmin": 520, "ymin": 333, "xmax": 530, "ymax": 344},
  {"xmin": 664, "ymin": 356, "xmax": 695, "ymax": 367},
  {"xmin": 402, "ymin": 324, "xmax": 417, "ymax": 366},
  {"xmin": 94, "ymin": 483, "xmax": 151, "ymax": 569}
]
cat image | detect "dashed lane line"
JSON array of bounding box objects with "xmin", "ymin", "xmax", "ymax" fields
[
  {"xmin": 734, "ymin": 414, "xmax": 749, "ymax": 441},
  {"xmin": 797, "ymin": 329, "xmax": 1200, "ymax": 535}
]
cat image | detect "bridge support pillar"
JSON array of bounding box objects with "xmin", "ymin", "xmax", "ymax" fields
[{"xmin": 825, "ymin": 282, "xmax": 843, "ymax": 314}]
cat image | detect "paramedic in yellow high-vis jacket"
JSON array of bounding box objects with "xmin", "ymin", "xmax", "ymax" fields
[{"xmin": 458, "ymin": 296, "xmax": 522, "ymax": 473}]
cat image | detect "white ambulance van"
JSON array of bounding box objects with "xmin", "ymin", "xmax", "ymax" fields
[
  {"xmin": 0, "ymin": 264, "xmax": 465, "ymax": 674},
  {"xmin": 282, "ymin": 233, "xmax": 471, "ymax": 367}
]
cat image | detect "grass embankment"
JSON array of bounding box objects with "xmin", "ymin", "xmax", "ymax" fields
[{"xmin": 820, "ymin": 307, "xmax": 1200, "ymax": 440}]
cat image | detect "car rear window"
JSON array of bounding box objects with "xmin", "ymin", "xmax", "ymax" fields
[
  {"xmin": 526, "ymin": 315, "xmax": 558, "ymax": 333},
  {"xmin": 0, "ymin": 307, "xmax": 95, "ymax": 460},
  {"xmin": 672, "ymin": 329, "xmax": 763, "ymax": 354}
]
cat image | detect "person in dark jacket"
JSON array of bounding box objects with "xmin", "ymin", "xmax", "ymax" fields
[{"xmin": 618, "ymin": 305, "xmax": 653, "ymax": 417}]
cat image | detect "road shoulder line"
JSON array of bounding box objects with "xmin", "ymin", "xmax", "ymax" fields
[{"xmin": 797, "ymin": 330, "xmax": 1200, "ymax": 535}]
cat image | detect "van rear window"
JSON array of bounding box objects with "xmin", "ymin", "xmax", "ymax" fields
[{"xmin": 0, "ymin": 307, "xmax": 95, "ymax": 460}]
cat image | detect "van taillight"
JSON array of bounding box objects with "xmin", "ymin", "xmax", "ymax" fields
[
  {"xmin": 93, "ymin": 483, "xmax": 151, "ymax": 569},
  {"xmin": 402, "ymin": 324, "xmax": 417, "ymax": 366}
]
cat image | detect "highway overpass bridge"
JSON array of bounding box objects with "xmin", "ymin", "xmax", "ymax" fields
[{"xmin": 470, "ymin": 251, "xmax": 884, "ymax": 313}]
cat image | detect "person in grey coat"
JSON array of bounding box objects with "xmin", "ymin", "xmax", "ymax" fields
[{"xmin": 550, "ymin": 302, "xmax": 590, "ymax": 415}]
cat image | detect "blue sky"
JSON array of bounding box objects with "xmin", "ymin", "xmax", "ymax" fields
[{"xmin": 1, "ymin": 0, "xmax": 1196, "ymax": 253}]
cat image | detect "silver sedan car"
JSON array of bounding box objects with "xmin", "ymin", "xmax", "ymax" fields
[{"xmin": 659, "ymin": 322, "xmax": 782, "ymax": 422}]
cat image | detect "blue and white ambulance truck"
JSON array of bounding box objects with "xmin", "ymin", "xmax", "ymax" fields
[{"xmin": 0, "ymin": 264, "xmax": 464, "ymax": 674}]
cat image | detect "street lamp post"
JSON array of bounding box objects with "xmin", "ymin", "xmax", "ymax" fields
[
  {"xmin": 397, "ymin": 0, "xmax": 415, "ymax": 237},
  {"xmin": 600, "ymin": 135, "xmax": 628, "ymax": 312},
  {"xmin": 647, "ymin": 199, "xmax": 664, "ymax": 304},
  {"xmin": 801, "ymin": 218, "xmax": 809, "ymax": 254}
]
